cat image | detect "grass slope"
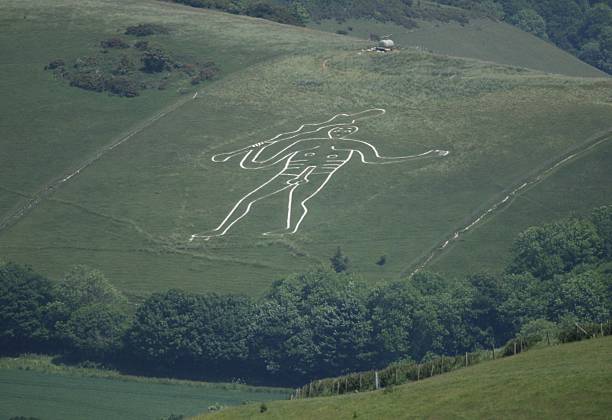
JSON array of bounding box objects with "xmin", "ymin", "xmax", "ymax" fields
[
  {"xmin": 430, "ymin": 131, "xmax": 612, "ymax": 276},
  {"xmin": 310, "ymin": 18, "xmax": 607, "ymax": 78},
  {"xmin": 199, "ymin": 337, "xmax": 612, "ymax": 419},
  {"xmin": 1, "ymin": 0, "xmax": 611, "ymax": 297}
]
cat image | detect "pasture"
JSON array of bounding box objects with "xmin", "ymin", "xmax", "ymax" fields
[
  {"xmin": 200, "ymin": 336, "xmax": 612, "ymax": 419},
  {"xmin": 0, "ymin": 367, "xmax": 288, "ymax": 420},
  {"xmin": 0, "ymin": 0, "xmax": 611, "ymax": 297}
]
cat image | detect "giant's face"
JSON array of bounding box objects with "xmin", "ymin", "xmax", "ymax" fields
[{"xmin": 329, "ymin": 126, "xmax": 358, "ymax": 138}]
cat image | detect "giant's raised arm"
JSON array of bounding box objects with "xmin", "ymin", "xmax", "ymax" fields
[{"xmin": 340, "ymin": 139, "xmax": 449, "ymax": 164}]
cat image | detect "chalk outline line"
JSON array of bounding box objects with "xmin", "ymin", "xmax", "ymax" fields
[
  {"xmin": 190, "ymin": 110, "xmax": 450, "ymax": 242},
  {"xmin": 403, "ymin": 128, "xmax": 612, "ymax": 277}
]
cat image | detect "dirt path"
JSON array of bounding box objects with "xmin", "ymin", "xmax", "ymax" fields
[
  {"xmin": 0, "ymin": 93, "xmax": 196, "ymax": 235},
  {"xmin": 402, "ymin": 128, "xmax": 612, "ymax": 277}
]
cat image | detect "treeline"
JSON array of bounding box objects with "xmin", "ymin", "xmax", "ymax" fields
[
  {"xmin": 170, "ymin": 0, "xmax": 474, "ymax": 29},
  {"xmin": 1, "ymin": 206, "xmax": 610, "ymax": 385}
]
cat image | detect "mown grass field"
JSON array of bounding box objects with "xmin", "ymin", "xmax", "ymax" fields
[
  {"xmin": 1, "ymin": 0, "xmax": 611, "ymax": 297},
  {"xmin": 310, "ymin": 17, "xmax": 607, "ymax": 78},
  {"xmin": 197, "ymin": 336, "xmax": 612, "ymax": 419}
]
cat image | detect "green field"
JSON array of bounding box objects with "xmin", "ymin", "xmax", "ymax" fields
[
  {"xmin": 430, "ymin": 132, "xmax": 612, "ymax": 276},
  {"xmin": 1, "ymin": 0, "xmax": 611, "ymax": 298},
  {"xmin": 0, "ymin": 367, "xmax": 287, "ymax": 420},
  {"xmin": 197, "ymin": 336, "xmax": 612, "ymax": 419},
  {"xmin": 310, "ymin": 17, "xmax": 607, "ymax": 78}
]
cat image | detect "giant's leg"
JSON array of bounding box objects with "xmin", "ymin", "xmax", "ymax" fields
[
  {"xmin": 263, "ymin": 172, "xmax": 335, "ymax": 237},
  {"xmin": 190, "ymin": 174, "xmax": 292, "ymax": 241}
]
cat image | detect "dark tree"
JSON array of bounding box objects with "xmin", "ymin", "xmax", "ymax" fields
[{"xmin": 330, "ymin": 247, "xmax": 350, "ymax": 273}]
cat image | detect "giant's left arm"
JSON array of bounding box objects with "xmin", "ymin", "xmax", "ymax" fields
[{"xmin": 339, "ymin": 140, "xmax": 449, "ymax": 164}]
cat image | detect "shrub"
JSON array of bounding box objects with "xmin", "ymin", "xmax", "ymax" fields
[
  {"xmin": 133, "ymin": 40, "xmax": 149, "ymax": 50},
  {"xmin": 125, "ymin": 23, "xmax": 169, "ymax": 36},
  {"xmin": 69, "ymin": 71, "xmax": 107, "ymax": 92},
  {"xmin": 336, "ymin": 29, "xmax": 348, "ymax": 35},
  {"xmin": 141, "ymin": 49, "xmax": 173, "ymax": 73},
  {"xmin": 44, "ymin": 59, "xmax": 65, "ymax": 70},
  {"xmin": 100, "ymin": 37, "xmax": 129, "ymax": 49},
  {"xmin": 189, "ymin": 62, "xmax": 219, "ymax": 84},
  {"xmin": 105, "ymin": 77, "xmax": 140, "ymax": 97}
]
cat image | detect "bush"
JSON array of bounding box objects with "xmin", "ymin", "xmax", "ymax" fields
[
  {"xmin": 106, "ymin": 77, "xmax": 140, "ymax": 97},
  {"xmin": 69, "ymin": 71, "xmax": 107, "ymax": 92},
  {"xmin": 44, "ymin": 59, "xmax": 65, "ymax": 70},
  {"xmin": 100, "ymin": 37, "xmax": 129, "ymax": 49},
  {"xmin": 125, "ymin": 23, "xmax": 169, "ymax": 37},
  {"xmin": 141, "ymin": 49, "xmax": 173, "ymax": 73},
  {"xmin": 133, "ymin": 40, "xmax": 149, "ymax": 50},
  {"xmin": 189, "ymin": 62, "xmax": 219, "ymax": 84}
]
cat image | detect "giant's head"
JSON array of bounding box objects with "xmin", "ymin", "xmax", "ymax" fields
[{"xmin": 328, "ymin": 125, "xmax": 358, "ymax": 139}]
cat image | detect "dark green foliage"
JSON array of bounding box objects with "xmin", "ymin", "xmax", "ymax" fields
[
  {"xmin": 125, "ymin": 23, "xmax": 170, "ymax": 37},
  {"xmin": 375, "ymin": 255, "xmax": 386, "ymax": 266},
  {"xmin": 45, "ymin": 34, "xmax": 219, "ymax": 97},
  {"xmin": 245, "ymin": 2, "xmax": 305, "ymax": 26},
  {"xmin": 259, "ymin": 402, "xmax": 268, "ymax": 413},
  {"xmin": 126, "ymin": 290, "xmax": 255, "ymax": 372},
  {"xmin": 336, "ymin": 29, "xmax": 348, "ymax": 35},
  {"xmin": 141, "ymin": 49, "xmax": 173, "ymax": 73},
  {"xmin": 591, "ymin": 206, "xmax": 612, "ymax": 257},
  {"xmin": 55, "ymin": 265, "xmax": 127, "ymax": 311},
  {"xmin": 69, "ymin": 71, "xmax": 107, "ymax": 92},
  {"xmin": 105, "ymin": 77, "xmax": 140, "ymax": 97},
  {"xmin": 58, "ymin": 303, "xmax": 129, "ymax": 360},
  {"xmin": 0, "ymin": 263, "xmax": 58, "ymax": 354},
  {"xmin": 508, "ymin": 217, "xmax": 603, "ymax": 279},
  {"xmin": 252, "ymin": 269, "xmax": 372, "ymax": 381},
  {"xmin": 44, "ymin": 59, "xmax": 64, "ymax": 70},
  {"xmin": 557, "ymin": 319, "xmax": 612, "ymax": 343},
  {"xmin": 100, "ymin": 37, "xmax": 129, "ymax": 49},
  {"xmin": 330, "ymin": 247, "xmax": 350, "ymax": 273}
]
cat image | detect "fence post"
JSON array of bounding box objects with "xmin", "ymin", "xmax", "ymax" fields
[
  {"xmin": 375, "ymin": 371, "xmax": 380, "ymax": 390},
  {"xmin": 417, "ymin": 364, "xmax": 420, "ymax": 381},
  {"xmin": 513, "ymin": 341, "xmax": 517, "ymax": 355},
  {"xmin": 492, "ymin": 345, "xmax": 495, "ymax": 359},
  {"xmin": 359, "ymin": 374, "xmax": 362, "ymax": 390},
  {"xmin": 465, "ymin": 352, "xmax": 468, "ymax": 367},
  {"xmin": 601, "ymin": 323, "xmax": 604, "ymax": 337}
]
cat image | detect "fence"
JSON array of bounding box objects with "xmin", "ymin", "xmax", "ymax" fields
[{"xmin": 291, "ymin": 320, "xmax": 612, "ymax": 400}]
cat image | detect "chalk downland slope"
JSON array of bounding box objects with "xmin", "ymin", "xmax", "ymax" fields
[
  {"xmin": 0, "ymin": 0, "xmax": 611, "ymax": 297},
  {"xmin": 311, "ymin": 17, "xmax": 607, "ymax": 78},
  {"xmin": 198, "ymin": 337, "xmax": 612, "ymax": 419}
]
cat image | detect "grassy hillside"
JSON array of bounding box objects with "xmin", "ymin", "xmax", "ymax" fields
[
  {"xmin": 198, "ymin": 336, "xmax": 612, "ymax": 419},
  {"xmin": 310, "ymin": 17, "xmax": 607, "ymax": 77},
  {"xmin": 0, "ymin": 366, "xmax": 288, "ymax": 420},
  {"xmin": 430, "ymin": 131, "xmax": 612, "ymax": 276},
  {"xmin": 1, "ymin": 0, "xmax": 611, "ymax": 297}
]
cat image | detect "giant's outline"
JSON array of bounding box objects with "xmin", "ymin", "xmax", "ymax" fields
[{"xmin": 190, "ymin": 109, "xmax": 449, "ymax": 241}]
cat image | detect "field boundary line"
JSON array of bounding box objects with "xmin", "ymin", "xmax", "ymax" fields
[{"xmin": 403, "ymin": 128, "xmax": 612, "ymax": 277}]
